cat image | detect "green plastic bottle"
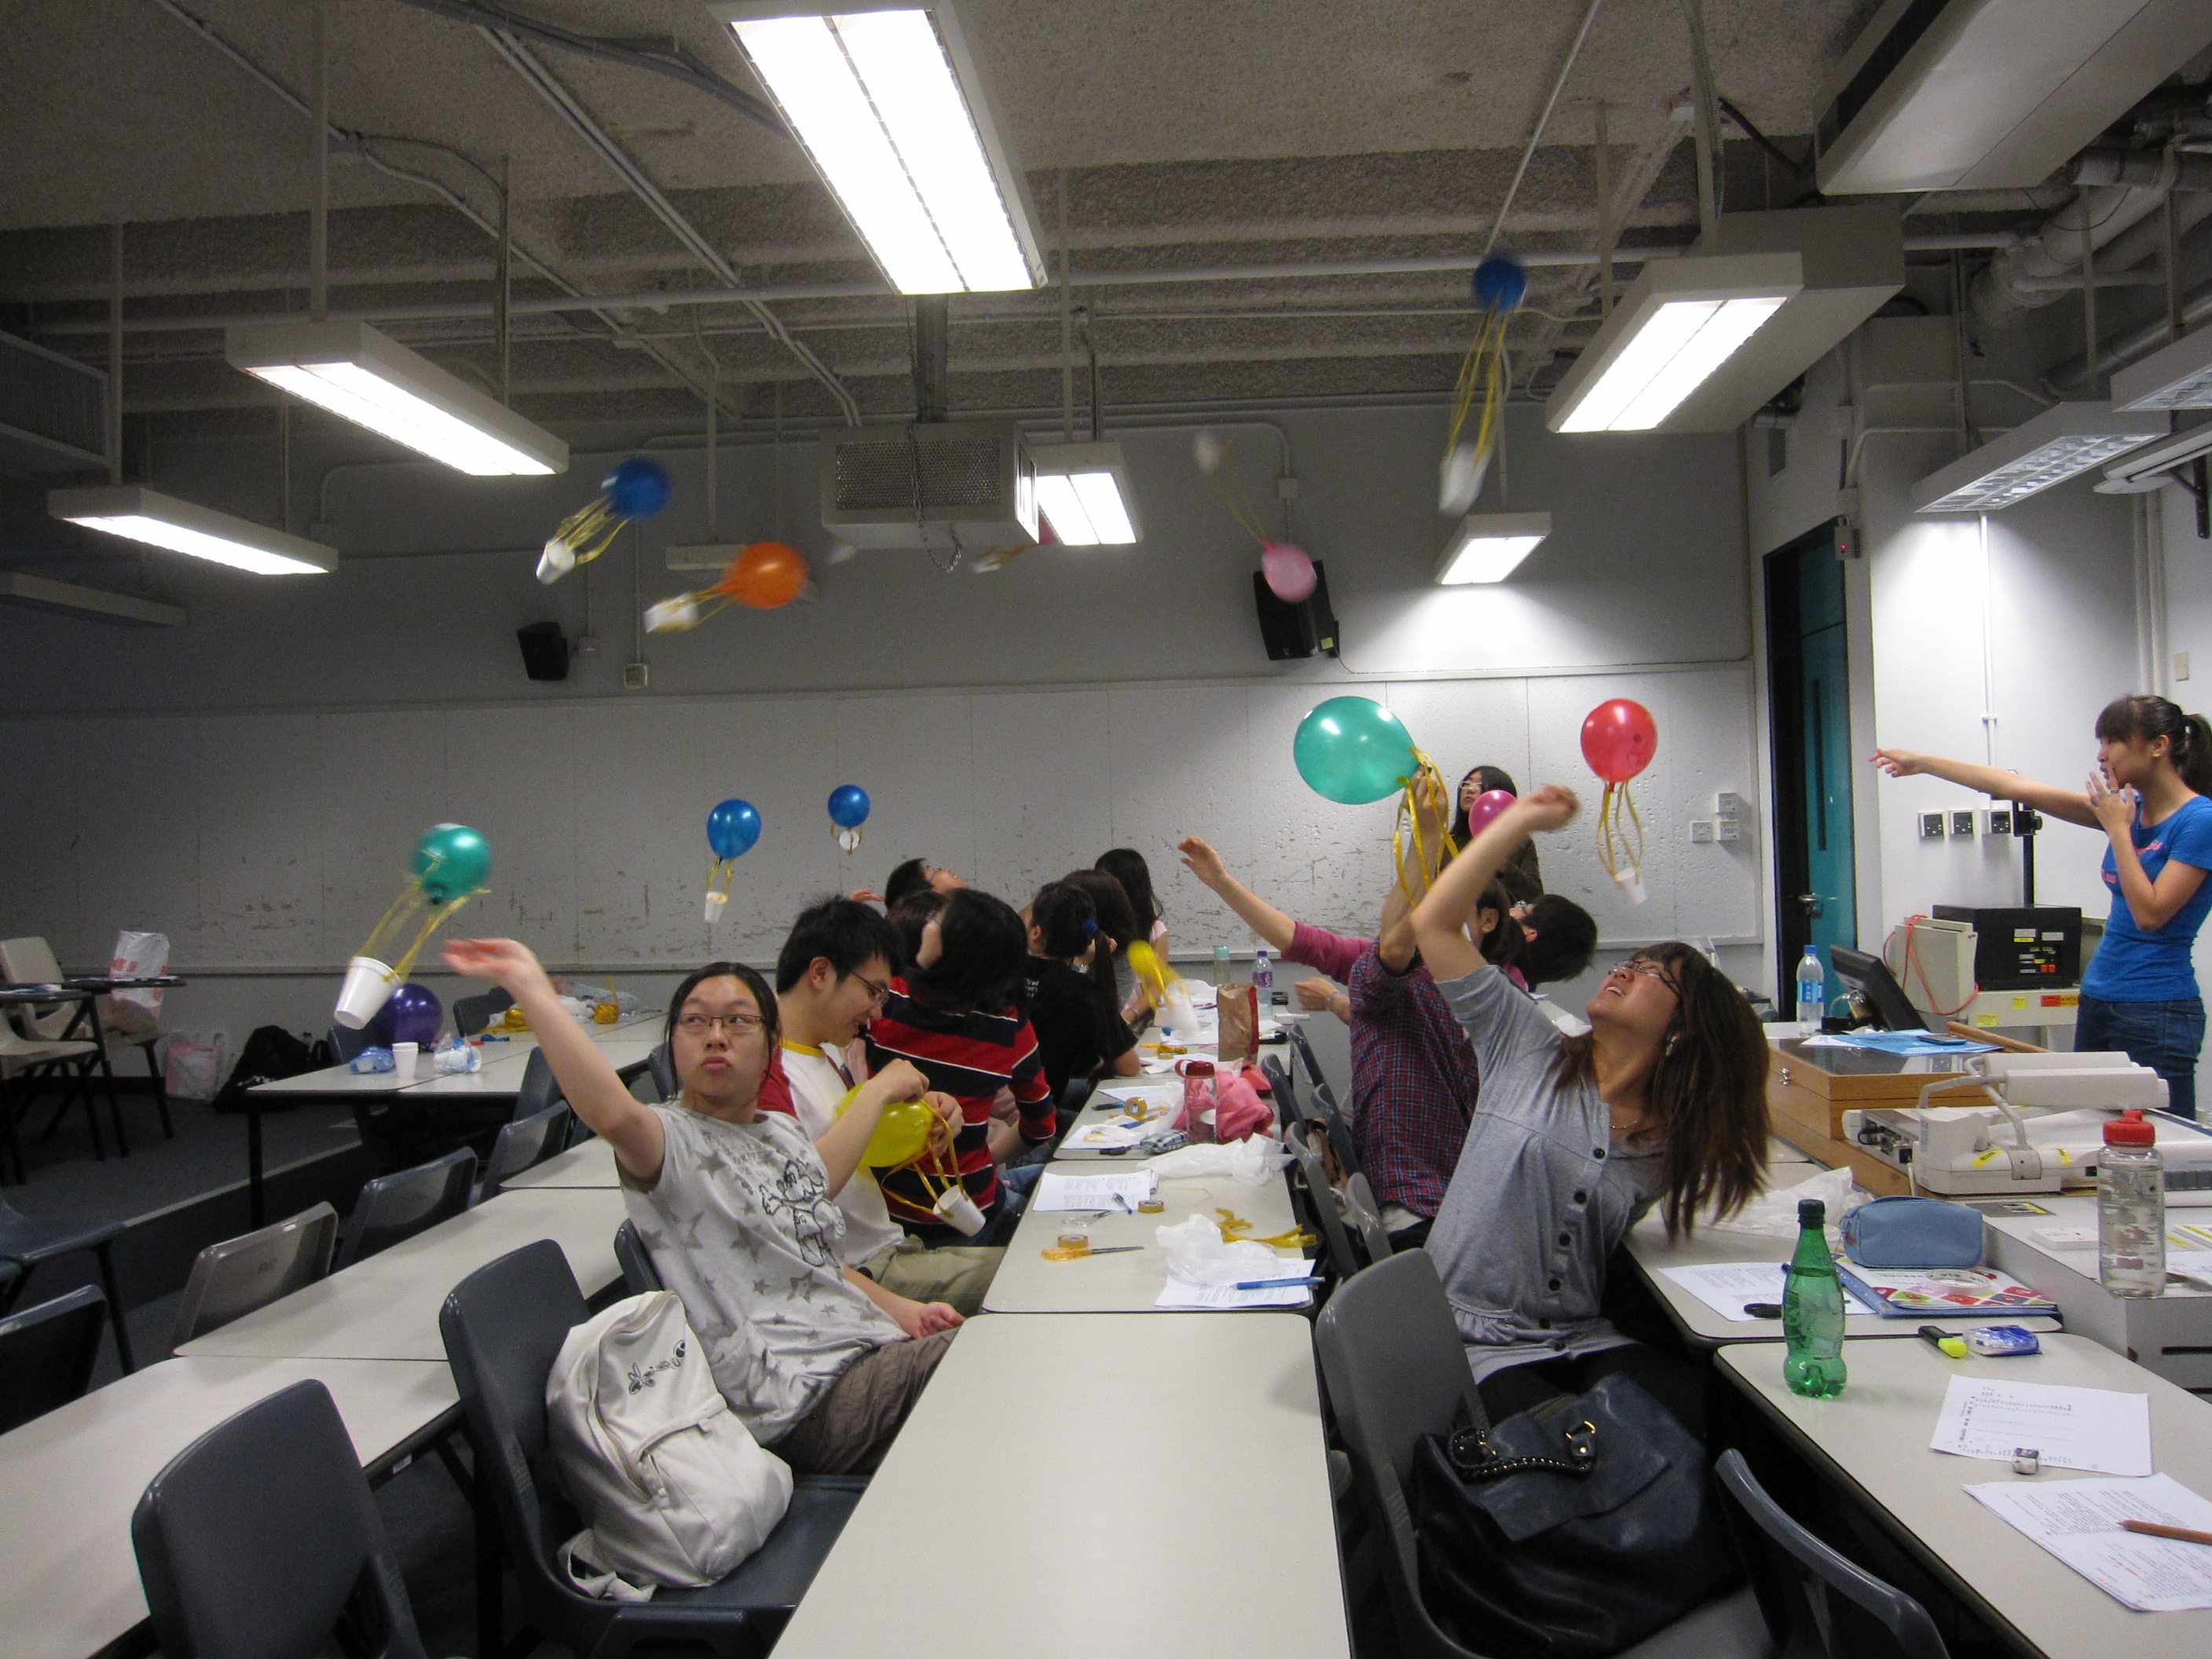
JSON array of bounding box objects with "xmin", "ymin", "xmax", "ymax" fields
[{"xmin": 1782, "ymin": 1198, "xmax": 1848, "ymax": 1399}]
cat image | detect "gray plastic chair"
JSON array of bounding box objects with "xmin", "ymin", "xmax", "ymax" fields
[
  {"xmin": 613, "ymin": 1219, "xmax": 665, "ymax": 1296},
  {"xmin": 452, "ymin": 987, "xmax": 514, "ymax": 1038},
  {"xmin": 1286, "ymin": 1021, "xmax": 1328, "ymax": 1091},
  {"xmin": 1284, "ymin": 1120, "xmax": 1360, "ymax": 1285},
  {"xmin": 0, "ymin": 1284, "xmax": 108, "ymax": 1434},
  {"xmin": 1259, "ymin": 1053, "xmax": 1299, "ymax": 1130},
  {"xmin": 647, "ymin": 1040, "xmax": 675, "ymax": 1101},
  {"xmin": 337, "ymin": 1148, "xmax": 477, "ymax": 1269},
  {"xmin": 1316, "ymin": 1252, "xmax": 1768, "ymax": 1659},
  {"xmin": 1715, "ymin": 1448, "xmax": 1947, "ymax": 1658},
  {"xmin": 170, "ymin": 1202, "xmax": 339, "ymax": 1353},
  {"xmin": 328, "ymin": 1023, "xmax": 372, "ymax": 1064},
  {"xmin": 1342, "ymin": 1171, "xmax": 1393, "ymax": 1265},
  {"xmin": 0, "ymin": 1194, "xmax": 135, "ymax": 1371},
  {"xmin": 515, "ymin": 1048, "xmax": 563, "ymax": 1119},
  {"xmin": 441, "ymin": 1240, "xmax": 866, "ymax": 1659},
  {"xmin": 477, "ymin": 1104, "xmax": 571, "ymax": 1203},
  {"xmin": 131, "ymin": 1378, "xmax": 428, "ymax": 1659}
]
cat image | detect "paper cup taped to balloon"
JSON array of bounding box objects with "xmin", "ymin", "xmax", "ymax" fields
[
  {"xmin": 334, "ymin": 955, "xmax": 399, "ymax": 1029},
  {"xmin": 1613, "ymin": 868, "xmax": 1648, "ymax": 906},
  {"xmin": 645, "ymin": 594, "xmax": 701, "ymax": 633},
  {"xmin": 1439, "ymin": 442, "xmax": 1489, "ymax": 515},
  {"xmin": 704, "ymin": 889, "xmax": 728, "ymax": 924},
  {"xmin": 933, "ymin": 1188, "xmax": 987, "ymax": 1236},
  {"xmin": 535, "ymin": 537, "xmax": 575, "ymax": 586}
]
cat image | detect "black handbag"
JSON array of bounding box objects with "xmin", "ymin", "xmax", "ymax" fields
[{"xmin": 1409, "ymin": 1372, "xmax": 1735, "ymax": 1659}]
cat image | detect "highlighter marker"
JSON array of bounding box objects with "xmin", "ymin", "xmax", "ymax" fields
[{"xmin": 1917, "ymin": 1324, "xmax": 1968, "ymax": 1358}]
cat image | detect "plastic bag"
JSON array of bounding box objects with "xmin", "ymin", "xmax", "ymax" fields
[
  {"xmin": 434, "ymin": 1036, "xmax": 482, "ymax": 1075},
  {"xmin": 350, "ymin": 1046, "xmax": 397, "ymax": 1075},
  {"xmin": 163, "ymin": 1031, "xmax": 226, "ymax": 1101},
  {"xmin": 102, "ymin": 929, "xmax": 170, "ymax": 1040},
  {"xmin": 1148, "ymin": 1136, "xmax": 1292, "ymax": 1187},
  {"xmin": 1697, "ymin": 1164, "xmax": 1860, "ymax": 1243},
  {"xmin": 1155, "ymin": 1214, "xmax": 1282, "ymax": 1286}
]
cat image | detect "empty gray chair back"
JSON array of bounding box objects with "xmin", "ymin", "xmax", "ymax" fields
[
  {"xmin": 478, "ymin": 1104, "xmax": 569, "ymax": 1203},
  {"xmin": 614, "ymin": 1219, "xmax": 665, "ymax": 1295},
  {"xmin": 170, "ymin": 1203, "xmax": 339, "ymax": 1353},
  {"xmin": 338, "ymin": 1149, "xmax": 476, "ymax": 1269},
  {"xmin": 0, "ymin": 1285, "xmax": 108, "ymax": 1434},
  {"xmin": 1259, "ymin": 1053, "xmax": 1298, "ymax": 1127},
  {"xmin": 1285, "ymin": 1120, "xmax": 1360, "ymax": 1284},
  {"xmin": 1313, "ymin": 1251, "xmax": 1492, "ymax": 1659},
  {"xmin": 327, "ymin": 1023, "xmax": 372, "ymax": 1064},
  {"xmin": 1286, "ymin": 1022, "xmax": 1328, "ymax": 1090},
  {"xmin": 647, "ymin": 1040, "xmax": 675, "ymax": 1101},
  {"xmin": 1715, "ymin": 1448, "xmax": 1948, "ymax": 1658},
  {"xmin": 452, "ymin": 987, "xmax": 512, "ymax": 1038},
  {"xmin": 515, "ymin": 1049, "xmax": 562, "ymax": 1119},
  {"xmin": 132, "ymin": 1378, "xmax": 426, "ymax": 1659},
  {"xmin": 1343, "ymin": 1172, "xmax": 1393, "ymax": 1265}
]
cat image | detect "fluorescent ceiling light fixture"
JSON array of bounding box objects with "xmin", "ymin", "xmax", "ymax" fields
[
  {"xmin": 2097, "ymin": 423, "xmax": 2212, "ymax": 496},
  {"xmin": 1547, "ymin": 252, "xmax": 1800, "ymax": 434},
  {"xmin": 225, "ymin": 319, "xmax": 567, "ymax": 476},
  {"xmin": 718, "ymin": 3, "xmax": 1044, "ymax": 295},
  {"xmin": 1031, "ymin": 441, "xmax": 1137, "ymax": 544},
  {"xmin": 2112, "ymin": 327, "xmax": 2212, "ymax": 412},
  {"xmin": 1911, "ymin": 401, "xmax": 2165, "ymax": 512},
  {"xmin": 49, "ymin": 485, "xmax": 337, "ymax": 575},
  {"xmin": 1436, "ymin": 511, "xmax": 1551, "ymax": 585}
]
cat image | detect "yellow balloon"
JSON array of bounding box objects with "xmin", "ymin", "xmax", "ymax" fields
[
  {"xmin": 1126, "ymin": 940, "xmax": 1177, "ymax": 1008},
  {"xmin": 836, "ymin": 1086, "xmax": 933, "ymax": 1167}
]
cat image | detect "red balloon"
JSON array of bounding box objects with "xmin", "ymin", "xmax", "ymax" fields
[
  {"xmin": 1580, "ymin": 698, "xmax": 1657, "ymax": 783},
  {"xmin": 1463, "ymin": 788, "xmax": 1516, "ymax": 836},
  {"xmin": 717, "ymin": 541, "xmax": 808, "ymax": 610}
]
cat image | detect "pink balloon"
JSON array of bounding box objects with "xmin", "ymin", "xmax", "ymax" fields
[
  {"xmin": 1262, "ymin": 542, "xmax": 1317, "ymax": 603},
  {"xmin": 1463, "ymin": 788, "xmax": 1516, "ymax": 836}
]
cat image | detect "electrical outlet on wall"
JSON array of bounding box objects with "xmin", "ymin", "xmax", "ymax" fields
[
  {"xmin": 623, "ymin": 661, "xmax": 650, "ymax": 690},
  {"xmin": 1716, "ymin": 817, "xmax": 1743, "ymax": 841},
  {"xmin": 1950, "ymin": 811, "xmax": 1976, "ymax": 838},
  {"xmin": 1715, "ymin": 792, "xmax": 1751, "ymax": 819},
  {"xmin": 1920, "ymin": 813, "xmax": 1946, "ymax": 840},
  {"xmin": 2179, "ymin": 651, "xmax": 2192, "ymax": 683},
  {"xmin": 1689, "ymin": 821, "xmax": 1716, "ymax": 844},
  {"xmin": 1987, "ymin": 808, "xmax": 2013, "ymax": 837}
]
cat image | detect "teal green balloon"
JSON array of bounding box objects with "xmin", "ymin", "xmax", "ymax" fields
[
  {"xmin": 412, "ymin": 822, "xmax": 493, "ymax": 903},
  {"xmin": 1293, "ymin": 697, "xmax": 1418, "ymax": 805}
]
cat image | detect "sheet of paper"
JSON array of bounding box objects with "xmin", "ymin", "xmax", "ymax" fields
[
  {"xmin": 1657, "ymin": 1262, "xmax": 1882, "ymax": 1323},
  {"xmin": 1061, "ymin": 1119, "xmax": 1150, "ymax": 1150},
  {"xmin": 1931, "ymin": 1376, "xmax": 2153, "ymax": 1475},
  {"xmin": 1154, "ymin": 1276, "xmax": 1312, "ymax": 1309},
  {"xmin": 1968, "ymin": 1474, "xmax": 2212, "ymax": 1612},
  {"xmin": 1034, "ymin": 1169, "xmax": 1159, "ymax": 1213},
  {"xmin": 2164, "ymin": 1248, "xmax": 2212, "ymax": 1291},
  {"xmin": 1097, "ymin": 1082, "xmax": 1183, "ymax": 1111}
]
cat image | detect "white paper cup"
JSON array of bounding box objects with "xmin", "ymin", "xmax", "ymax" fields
[
  {"xmin": 334, "ymin": 955, "xmax": 398, "ymax": 1028},
  {"xmin": 391, "ymin": 1041, "xmax": 419, "ymax": 1076},
  {"xmin": 933, "ymin": 1188, "xmax": 987, "ymax": 1236},
  {"xmin": 703, "ymin": 890, "xmax": 727, "ymax": 923}
]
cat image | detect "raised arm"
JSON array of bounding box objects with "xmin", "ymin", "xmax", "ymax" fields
[
  {"xmin": 1378, "ymin": 772, "xmax": 1449, "ymax": 970},
  {"xmin": 443, "ymin": 938, "xmax": 667, "ymax": 1183},
  {"xmin": 1412, "ymin": 787, "xmax": 1578, "ymax": 980},
  {"xmin": 1869, "ymin": 749, "xmax": 2094, "ymax": 829},
  {"xmin": 1176, "ymin": 836, "xmax": 1296, "ymax": 952}
]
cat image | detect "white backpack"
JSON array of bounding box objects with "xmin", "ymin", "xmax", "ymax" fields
[{"xmin": 544, "ymin": 1291, "xmax": 793, "ymax": 1599}]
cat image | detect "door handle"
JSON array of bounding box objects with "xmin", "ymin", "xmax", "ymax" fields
[{"xmin": 1796, "ymin": 892, "xmax": 1825, "ymax": 919}]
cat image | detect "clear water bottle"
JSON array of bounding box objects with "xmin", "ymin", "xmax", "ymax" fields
[
  {"xmin": 1783, "ymin": 1199, "xmax": 1848, "ymax": 1398},
  {"xmin": 2099, "ymin": 1109, "xmax": 2166, "ymax": 1298},
  {"xmin": 1795, "ymin": 945, "xmax": 1826, "ymax": 1027},
  {"xmin": 1253, "ymin": 947, "xmax": 1274, "ymax": 1004},
  {"xmin": 1214, "ymin": 942, "xmax": 1233, "ymax": 983}
]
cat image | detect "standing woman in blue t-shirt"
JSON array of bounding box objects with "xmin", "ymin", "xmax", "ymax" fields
[{"xmin": 1873, "ymin": 694, "xmax": 2212, "ymax": 1118}]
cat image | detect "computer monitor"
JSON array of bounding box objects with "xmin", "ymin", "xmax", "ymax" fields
[{"xmin": 1828, "ymin": 944, "xmax": 1943, "ymax": 1033}]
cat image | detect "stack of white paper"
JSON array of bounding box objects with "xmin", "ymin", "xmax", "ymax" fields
[
  {"xmin": 1969, "ymin": 1474, "xmax": 2212, "ymax": 1612},
  {"xmin": 1034, "ymin": 1169, "xmax": 1159, "ymax": 1213},
  {"xmin": 1657, "ymin": 1262, "xmax": 1884, "ymax": 1323},
  {"xmin": 1155, "ymin": 1278, "xmax": 1312, "ymax": 1309}
]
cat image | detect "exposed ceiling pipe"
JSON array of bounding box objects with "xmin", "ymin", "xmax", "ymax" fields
[
  {"xmin": 24, "ymin": 235, "xmax": 2020, "ymax": 341},
  {"xmin": 2050, "ymin": 247, "xmax": 2212, "ymax": 394},
  {"xmin": 1972, "ymin": 148, "xmax": 2202, "ymax": 331},
  {"xmin": 478, "ymin": 27, "xmax": 862, "ymax": 424}
]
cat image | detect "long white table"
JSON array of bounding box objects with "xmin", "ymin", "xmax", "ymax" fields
[
  {"xmin": 404, "ymin": 1038, "xmax": 657, "ymax": 1098},
  {"xmin": 178, "ymin": 1185, "xmax": 626, "ymax": 1361},
  {"xmin": 0, "ymin": 1356, "xmax": 455, "ymax": 1659},
  {"xmin": 771, "ymin": 1313, "xmax": 1350, "ymax": 1659},
  {"xmin": 983, "ymin": 1156, "xmax": 1305, "ymax": 1313},
  {"xmin": 1718, "ymin": 1334, "xmax": 2212, "ymax": 1657},
  {"xmin": 498, "ymin": 1133, "xmax": 621, "ymax": 1189}
]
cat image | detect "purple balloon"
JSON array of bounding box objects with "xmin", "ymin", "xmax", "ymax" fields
[
  {"xmin": 375, "ymin": 982, "xmax": 445, "ymax": 1047},
  {"xmin": 1464, "ymin": 789, "xmax": 1517, "ymax": 837}
]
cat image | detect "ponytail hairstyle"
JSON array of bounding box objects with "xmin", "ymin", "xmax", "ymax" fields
[
  {"xmin": 1063, "ymin": 868, "xmax": 1140, "ymax": 953},
  {"xmin": 2095, "ymin": 694, "xmax": 2212, "ymax": 797},
  {"xmin": 1551, "ymin": 942, "xmax": 1769, "ymax": 1240},
  {"xmin": 1031, "ymin": 879, "xmax": 1120, "ymax": 1029},
  {"xmin": 1474, "ymin": 877, "xmax": 1527, "ymax": 970},
  {"xmin": 1096, "ymin": 848, "xmax": 1160, "ymax": 938}
]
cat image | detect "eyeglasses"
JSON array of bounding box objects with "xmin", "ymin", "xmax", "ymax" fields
[
  {"xmin": 849, "ymin": 970, "xmax": 892, "ymax": 1005},
  {"xmin": 676, "ymin": 1012, "xmax": 764, "ymax": 1035},
  {"xmin": 1606, "ymin": 956, "xmax": 1681, "ymax": 992}
]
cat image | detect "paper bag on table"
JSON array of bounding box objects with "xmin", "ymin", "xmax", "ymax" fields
[{"xmin": 1215, "ymin": 981, "xmax": 1258, "ymax": 1064}]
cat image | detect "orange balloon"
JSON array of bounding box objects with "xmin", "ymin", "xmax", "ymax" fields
[{"xmin": 716, "ymin": 540, "xmax": 808, "ymax": 610}]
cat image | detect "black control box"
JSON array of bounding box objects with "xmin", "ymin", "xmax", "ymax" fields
[{"xmin": 1932, "ymin": 905, "xmax": 2082, "ymax": 991}]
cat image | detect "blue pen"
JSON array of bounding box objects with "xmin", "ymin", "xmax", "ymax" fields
[{"xmin": 1234, "ymin": 1276, "xmax": 1322, "ymax": 1290}]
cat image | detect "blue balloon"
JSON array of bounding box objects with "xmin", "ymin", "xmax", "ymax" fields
[
  {"xmin": 1472, "ymin": 255, "xmax": 1527, "ymax": 313},
  {"xmin": 605, "ymin": 456, "xmax": 672, "ymax": 519},
  {"xmin": 826, "ymin": 785, "xmax": 871, "ymax": 830},
  {"xmin": 706, "ymin": 798, "xmax": 761, "ymax": 859}
]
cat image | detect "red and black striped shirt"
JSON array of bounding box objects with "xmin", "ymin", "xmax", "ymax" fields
[{"xmin": 863, "ymin": 979, "xmax": 1053, "ymax": 1225}]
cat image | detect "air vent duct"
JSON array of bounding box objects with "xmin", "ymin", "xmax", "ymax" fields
[{"xmin": 820, "ymin": 422, "xmax": 1038, "ymax": 554}]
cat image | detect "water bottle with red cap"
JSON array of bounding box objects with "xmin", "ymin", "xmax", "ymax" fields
[{"xmin": 2098, "ymin": 1108, "xmax": 2166, "ymax": 1298}]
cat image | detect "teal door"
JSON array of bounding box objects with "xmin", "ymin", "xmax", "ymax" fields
[{"xmin": 1767, "ymin": 526, "xmax": 1857, "ymax": 991}]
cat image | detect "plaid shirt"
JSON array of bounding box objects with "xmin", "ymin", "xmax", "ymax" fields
[{"xmin": 1288, "ymin": 923, "xmax": 1480, "ymax": 1220}]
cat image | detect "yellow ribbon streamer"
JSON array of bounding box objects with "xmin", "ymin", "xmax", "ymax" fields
[{"xmin": 1390, "ymin": 747, "xmax": 1460, "ymax": 910}]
